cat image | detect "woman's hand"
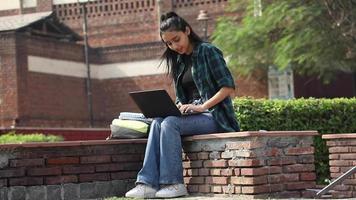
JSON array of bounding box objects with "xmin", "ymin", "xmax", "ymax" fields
[{"xmin": 179, "ymin": 104, "xmax": 206, "ymax": 113}]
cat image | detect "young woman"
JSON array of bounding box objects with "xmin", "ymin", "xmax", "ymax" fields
[{"xmin": 125, "ymin": 11, "xmax": 240, "ymax": 199}]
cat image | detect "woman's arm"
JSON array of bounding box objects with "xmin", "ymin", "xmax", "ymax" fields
[{"xmin": 179, "ymin": 86, "xmax": 234, "ymax": 113}]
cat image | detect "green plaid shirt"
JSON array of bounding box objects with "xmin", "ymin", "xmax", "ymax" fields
[{"xmin": 175, "ymin": 42, "xmax": 240, "ymax": 132}]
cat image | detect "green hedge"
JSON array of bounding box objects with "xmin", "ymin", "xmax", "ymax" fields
[{"xmin": 233, "ymin": 97, "xmax": 356, "ymax": 184}]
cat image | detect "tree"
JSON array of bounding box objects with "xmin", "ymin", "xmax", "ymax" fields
[{"xmin": 212, "ymin": 0, "xmax": 356, "ymax": 82}]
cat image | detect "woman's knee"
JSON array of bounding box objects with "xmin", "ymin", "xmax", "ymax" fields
[{"xmin": 160, "ymin": 116, "xmax": 180, "ymax": 131}]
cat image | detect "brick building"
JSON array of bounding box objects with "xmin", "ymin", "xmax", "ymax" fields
[{"xmin": 0, "ymin": 0, "xmax": 267, "ymax": 128}]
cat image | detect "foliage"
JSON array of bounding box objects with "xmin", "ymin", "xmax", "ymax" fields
[
  {"xmin": 233, "ymin": 97, "xmax": 356, "ymax": 184},
  {"xmin": 212, "ymin": 0, "xmax": 356, "ymax": 82},
  {"xmin": 0, "ymin": 132, "xmax": 64, "ymax": 144}
]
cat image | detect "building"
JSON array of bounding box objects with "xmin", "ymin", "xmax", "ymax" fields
[
  {"xmin": 0, "ymin": 0, "xmax": 353, "ymax": 128},
  {"xmin": 0, "ymin": 0, "xmax": 267, "ymax": 128}
]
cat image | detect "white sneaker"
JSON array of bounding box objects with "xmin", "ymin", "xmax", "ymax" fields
[
  {"xmin": 155, "ymin": 184, "xmax": 188, "ymax": 198},
  {"xmin": 125, "ymin": 184, "xmax": 157, "ymax": 198}
]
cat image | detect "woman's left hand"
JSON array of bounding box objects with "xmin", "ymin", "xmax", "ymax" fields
[{"xmin": 179, "ymin": 104, "xmax": 206, "ymax": 113}]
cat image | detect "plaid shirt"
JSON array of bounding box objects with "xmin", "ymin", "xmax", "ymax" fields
[{"xmin": 175, "ymin": 42, "xmax": 240, "ymax": 132}]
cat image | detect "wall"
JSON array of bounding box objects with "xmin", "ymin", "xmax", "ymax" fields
[
  {"xmin": 0, "ymin": 131, "xmax": 317, "ymax": 199},
  {"xmin": 323, "ymin": 133, "xmax": 356, "ymax": 198},
  {"xmin": 0, "ymin": 33, "xmax": 19, "ymax": 128}
]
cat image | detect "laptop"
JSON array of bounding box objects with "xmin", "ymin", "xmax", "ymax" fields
[{"xmin": 129, "ymin": 89, "xmax": 203, "ymax": 118}]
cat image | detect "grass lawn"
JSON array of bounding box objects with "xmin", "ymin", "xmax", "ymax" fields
[{"xmin": 0, "ymin": 132, "xmax": 64, "ymax": 144}]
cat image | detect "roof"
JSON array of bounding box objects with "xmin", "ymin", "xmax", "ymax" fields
[{"xmin": 0, "ymin": 11, "xmax": 53, "ymax": 32}]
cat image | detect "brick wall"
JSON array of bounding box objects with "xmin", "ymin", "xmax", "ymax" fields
[
  {"xmin": 53, "ymin": 0, "xmax": 233, "ymax": 47},
  {"xmin": 0, "ymin": 131, "xmax": 317, "ymax": 199},
  {"xmin": 182, "ymin": 131, "xmax": 317, "ymax": 198},
  {"xmin": 0, "ymin": 33, "xmax": 19, "ymax": 128},
  {"xmin": 0, "ymin": 140, "xmax": 146, "ymax": 200},
  {"xmin": 323, "ymin": 133, "xmax": 356, "ymax": 198}
]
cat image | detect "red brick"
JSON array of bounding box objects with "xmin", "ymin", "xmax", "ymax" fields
[
  {"xmin": 241, "ymin": 185, "xmax": 270, "ymax": 194},
  {"xmin": 205, "ymin": 177, "xmax": 228, "ymax": 185},
  {"xmin": 283, "ymin": 173, "xmax": 300, "ymax": 182},
  {"xmin": 28, "ymin": 167, "xmax": 62, "ymax": 176},
  {"xmin": 186, "ymin": 153, "xmax": 198, "ymax": 160},
  {"xmin": 0, "ymin": 179, "xmax": 6, "ymax": 187},
  {"xmin": 121, "ymin": 162, "xmax": 142, "ymax": 171},
  {"xmin": 45, "ymin": 175, "xmax": 78, "ymax": 185},
  {"xmin": 234, "ymin": 168, "xmax": 241, "ymax": 176},
  {"xmin": 286, "ymin": 147, "xmax": 314, "ymax": 155},
  {"xmin": 198, "ymin": 168, "xmax": 209, "ymax": 176},
  {"xmin": 265, "ymin": 148, "xmax": 282, "ymax": 157},
  {"xmin": 268, "ymin": 174, "xmax": 283, "ymax": 184},
  {"xmin": 111, "ymin": 171, "xmax": 137, "ymax": 180},
  {"xmin": 80, "ymin": 155, "xmax": 111, "ymax": 164},
  {"xmin": 10, "ymin": 158, "xmax": 44, "ymax": 167},
  {"xmin": 182, "ymin": 153, "xmax": 187, "ymax": 161},
  {"xmin": 197, "ymin": 152, "xmax": 209, "ymax": 160},
  {"xmin": 222, "ymin": 185, "xmax": 235, "ymax": 194},
  {"xmin": 198, "ymin": 185, "xmax": 210, "ymax": 193},
  {"xmin": 221, "ymin": 168, "xmax": 233, "ymax": 176},
  {"xmin": 211, "ymin": 186, "xmax": 222, "ymax": 193},
  {"xmin": 210, "ymin": 169, "xmax": 221, "ymax": 176},
  {"xmin": 333, "ymin": 184, "xmax": 352, "ymax": 191},
  {"xmin": 329, "ymin": 147, "xmax": 349, "ymax": 153},
  {"xmin": 9, "ymin": 177, "xmax": 43, "ymax": 186},
  {"xmin": 331, "ymin": 172, "xmax": 343, "ymax": 178},
  {"xmin": 300, "ymin": 173, "xmax": 316, "ymax": 181},
  {"xmin": 286, "ymin": 181, "xmax": 315, "ymax": 190},
  {"xmin": 226, "ymin": 141, "xmax": 263, "ymax": 150},
  {"xmin": 96, "ymin": 163, "xmax": 125, "ymax": 172},
  {"xmin": 330, "ymin": 167, "xmax": 340, "ymax": 173},
  {"xmin": 329, "ymin": 160, "xmax": 352, "ymax": 166},
  {"xmin": 341, "ymin": 166, "xmax": 355, "ymax": 173},
  {"xmin": 234, "ymin": 186, "xmax": 242, "ymax": 194},
  {"xmin": 79, "ymin": 173, "xmax": 110, "ymax": 182},
  {"xmin": 187, "ymin": 169, "xmax": 199, "ymax": 176},
  {"xmin": 329, "ymin": 154, "xmax": 339, "ymax": 160},
  {"xmin": 267, "ymin": 157, "xmax": 296, "ymax": 165},
  {"xmin": 184, "ymin": 177, "xmax": 204, "ymax": 184},
  {"xmin": 187, "ymin": 185, "xmax": 199, "ymax": 193},
  {"xmin": 241, "ymin": 167, "xmax": 268, "ymax": 176},
  {"xmin": 339, "ymin": 153, "xmax": 356, "ymax": 160},
  {"xmin": 228, "ymin": 159, "xmax": 262, "ymax": 167},
  {"xmin": 351, "ymin": 147, "xmax": 356, "ymax": 153},
  {"xmin": 47, "ymin": 157, "xmax": 79, "ymax": 165},
  {"xmin": 63, "ymin": 165, "xmax": 95, "ymax": 174},
  {"xmin": 112, "ymin": 154, "xmax": 142, "ymax": 162},
  {"xmin": 0, "ymin": 168, "xmax": 25, "ymax": 178},
  {"xmin": 209, "ymin": 151, "xmax": 221, "ymax": 159},
  {"xmin": 283, "ymin": 164, "xmax": 315, "ymax": 173},
  {"xmin": 204, "ymin": 160, "xmax": 227, "ymax": 168},
  {"xmin": 268, "ymin": 184, "xmax": 284, "ymax": 192},
  {"xmin": 297, "ymin": 155, "xmax": 315, "ymax": 164},
  {"xmin": 231, "ymin": 176, "xmax": 267, "ymax": 185},
  {"xmin": 183, "ymin": 161, "xmax": 202, "ymax": 168},
  {"xmin": 267, "ymin": 166, "xmax": 282, "ymax": 174}
]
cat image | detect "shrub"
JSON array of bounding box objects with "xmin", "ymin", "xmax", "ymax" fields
[
  {"xmin": 233, "ymin": 97, "xmax": 356, "ymax": 184},
  {"xmin": 0, "ymin": 132, "xmax": 64, "ymax": 144}
]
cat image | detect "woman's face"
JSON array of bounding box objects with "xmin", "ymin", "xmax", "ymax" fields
[{"xmin": 161, "ymin": 27, "xmax": 193, "ymax": 55}]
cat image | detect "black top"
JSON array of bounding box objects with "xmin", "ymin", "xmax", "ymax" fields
[{"xmin": 181, "ymin": 54, "xmax": 200, "ymax": 103}]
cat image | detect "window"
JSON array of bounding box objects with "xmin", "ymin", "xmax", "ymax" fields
[{"xmin": 268, "ymin": 66, "xmax": 294, "ymax": 99}]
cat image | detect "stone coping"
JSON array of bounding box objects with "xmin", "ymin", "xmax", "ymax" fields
[
  {"xmin": 0, "ymin": 131, "xmax": 318, "ymax": 148},
  {"xmin": 322, "ymin": 133, "xmax": 356, "ymax": 139},
  {"xmin": 182, "ymin": 130, "xmax": 318, "ymax": 141}
]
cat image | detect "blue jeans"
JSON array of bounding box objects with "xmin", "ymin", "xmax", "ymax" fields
[{"xmin": 136, "ymin": 113, "xmax": 218, "ymax": 189}]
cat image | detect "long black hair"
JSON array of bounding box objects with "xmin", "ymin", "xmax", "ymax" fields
[{"xmin": 159, "ymin": 11, "xmax": 203, "ymax": 81}]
